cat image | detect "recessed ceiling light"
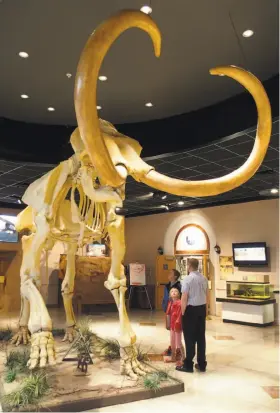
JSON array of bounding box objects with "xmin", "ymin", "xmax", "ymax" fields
[
  {"xmin": 47, "ymin": 107, "xmax": 55, "ymax": 112},
  {"xmin": 145, "ymin": 102, "xmax": 153, "ymax": 107},
  {"xmin": 178, "ymin": 200, "xmax": 184, "ymax": 206},
  {"xmin": 18, "ymin": 51, "xmax": 29, "ymax": 58},
  {"xmin": 242, "ymin": 29, "xmax": 254, "ymax": 38},
  {"xmin": 271, "ymin": 188, "xmax": 278, "ymax": 194},
  {"xmin": 97, "ymin": 105, "xmax": 102, "ymax": 110},
  {"xmin": 21, "ymin": 94, "xmax": 29, "ymax": 99},
  {"xmin": 98, "ymin": 75, "xmax": 107, "ymax": 81},
  {"xmin": 140, "ymin": 5, "xmax": 152, "ymax": 14},
  {"xmin": 66, "ymin": 73, "xmax": 72, "ymax": 78}
]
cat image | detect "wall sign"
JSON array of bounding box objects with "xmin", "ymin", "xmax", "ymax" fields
[
  {"xmin": 129, "ymin": 263, "xmax": 146, "ymax": 286},
  {"xmin": 174, "ymin": 224, "xmax": 210, "ymax": 255}
]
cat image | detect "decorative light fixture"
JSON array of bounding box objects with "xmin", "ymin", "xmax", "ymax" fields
[
  {"xmin": 145, "ymin": 102, "xmax": 153, "ymax": 107},
  {"xmin": 21, "ymin": 94, "xmax": 29, "ymax": 99},
  {"xmin": 140, "ymin": 5, "xmax": 152, "ymax": 14},
  {"xmin": 178, "ymin": 200, "xmax": 184, "ymax": 206},
  {"xmin": 18, "ymin": 51, "xmax": 29, "ymax": 58},
  {"xmin": 66, "ymin": 73, "xmax": 72, "ymax": 78},
  {"xmin": 47, "ymin": 107, "xmax": 55, "ymax": 112},
  {"xmin": 242, "ymin": 29, "xmax": 254, "ymax": 38},
  {"xmin": 271, "ymin": 188, "xmax": 278, "ymax": 194},
  {"xmin": 214, "ymin": 244, "xmax": 221, "ymax": 254},
  {"xmin": 97, "ymin": 105, "xmax": 102, "ymax": 110},
  {"xmin": 98, "ymin": 75, "xmax": 107, "ymax": 81}
]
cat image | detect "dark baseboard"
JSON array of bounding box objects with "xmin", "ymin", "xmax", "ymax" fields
[{"xmin": 223, "ymin": 319, "xmax": 274, "ymax": 328}]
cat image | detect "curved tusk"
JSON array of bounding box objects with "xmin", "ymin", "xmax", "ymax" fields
[
  {"xmin": 139, "ymin": 66, "xmax": 272, "ymax": 197},
  {"xmin": 74, "ymin": 10, "xmax": 161, "ymax": 187}
]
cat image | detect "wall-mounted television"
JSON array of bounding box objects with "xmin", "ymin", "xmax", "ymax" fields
[
  {"xmin": 0, "ymin": 215, "xmax": 18, "ymax": 243},
  {"xmin": 232, "ymin": 242, "xmax": 268, "ymax": 267}
]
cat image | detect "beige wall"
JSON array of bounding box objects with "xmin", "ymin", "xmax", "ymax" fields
[{"xmin": 125, "ymin": 199, "xmax": 279, "ymax": 315}]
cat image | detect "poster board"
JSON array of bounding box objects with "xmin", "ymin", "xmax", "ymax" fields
[
  {"xmin": 219, "ymin": 256, "xmax": 234, "ymax": 280},
  {"xmin": 129, "ymin": 263, "xmax": 146, "ymax": 286}
]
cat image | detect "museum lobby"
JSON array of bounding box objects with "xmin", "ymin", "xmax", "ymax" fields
[{"xmin": 0, "ymin": 0, "xmax": 279, "ymax": 412}]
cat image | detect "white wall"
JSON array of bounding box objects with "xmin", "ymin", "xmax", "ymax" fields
[{"xmin": 125, "ymin": 199, "xmax": 279, "ymax": 316}]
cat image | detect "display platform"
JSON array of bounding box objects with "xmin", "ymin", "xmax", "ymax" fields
[
  {"xmin": 216, "ymin": 297, "xmax": 276, "ymax": 327},
  {"xmin": 0, "ymin": 338, "xmax": 184, "ymax": 412}
]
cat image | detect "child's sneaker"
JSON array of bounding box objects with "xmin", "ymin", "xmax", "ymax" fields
[{"xmin": 162, "ymin": 346, "xmax": 172, "ymax": 356}]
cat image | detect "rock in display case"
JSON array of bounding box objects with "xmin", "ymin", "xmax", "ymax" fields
[{"xmin": 226, "ymin": 281, "xmax": 272, "ymax": 300}]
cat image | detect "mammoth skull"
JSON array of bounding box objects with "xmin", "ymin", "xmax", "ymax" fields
[{"xmin": 74, "ymin": 10, "xmax": 271, "ymax": 198}]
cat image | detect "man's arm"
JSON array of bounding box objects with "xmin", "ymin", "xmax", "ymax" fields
[{"xmin": 181, "ymin": 291, "xmax": 188, "ymax": 316}]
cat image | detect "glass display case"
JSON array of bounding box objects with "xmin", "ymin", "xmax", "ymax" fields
[{"xmin": 226, "ymin": 281, "xmax": 272, "ymax": 300}]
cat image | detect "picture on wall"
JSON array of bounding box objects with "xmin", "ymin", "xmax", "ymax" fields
[
  {"xmin": 219, "ymin": 256, "xmax": 234, "ymax": 280},
  {"xmin": 86, "ymin": 243, "xmax": 107, "ymax": 257},
  {"xmin": 0, "ymin": 215, "xmax": 18, "ymax": 243}
]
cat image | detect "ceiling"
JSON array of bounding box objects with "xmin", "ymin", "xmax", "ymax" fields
[
  {"xmin": 0, "ymin": 0, "xmax": 278, "ymax": 126},
  {"xmin": 0, "ymin": 118, "xmax": 278, "ymax": 216}
]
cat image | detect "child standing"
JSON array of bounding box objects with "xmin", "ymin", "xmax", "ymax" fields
[{"xmin": 165, "ymin": 288, "xmax": 184, "ymax": 365}]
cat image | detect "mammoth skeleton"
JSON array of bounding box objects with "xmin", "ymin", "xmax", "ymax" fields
[{"xmin": 12, "ymin": 10, "xmax": 271, "ymax": 379}]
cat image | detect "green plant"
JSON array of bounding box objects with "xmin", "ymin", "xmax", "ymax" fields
[
  {"xmin": 91, "ymin": 332, "xmax": 120, "ymax": 361},
  {"xmin": 0, "ymin": 327, "xmax": 12, "ymax": 341},
  {"xmin": 136, "ymin": 344, "xmax": 150, "ymax": 362},
  {"xmin": 4, "ymin": 369, "xmax": 17, "ymax": 383},
  {"xmin": 143, "ymin": 370, "xmax": 169, "ymax": 393},
  {"xmin": 74, "ymin": 318, "xmax": 94, "ymax": 357},
  {"xmin": 143, "ymin": 373, "xmax": 161, "ymax": 392},
  {"xmin": 2, "ymin": 371, "xmax": 49, "ymax": 410},
  {"xmin": 5, "ymin": 349, "xmax": 30, "ymax": 373},
  {"xmin": 52, "ymin": 328, "xmax": 65, "ymax": 337}
]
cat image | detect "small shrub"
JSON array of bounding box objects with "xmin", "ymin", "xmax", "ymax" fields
[
  {"xmin": 4, "ymin": 369, "xmax": 17, "ymax": 383},
  {"xmin": 52, "ymin": 328, "xmax": 65, "ymax": 337},
  {"xmin": 5, "ymin": 349, "xmax": 30, "ymax": 373},
  {"xmin": 2, "ymin": 371, "xmax": 49, "ymax": 410},
  {"xmin": 0, "ymin": 327, "xmax": 12, "ymax": 341},
  {"xmin": 143, "ymin": 370, "xmax": 169, "ymax": 393},
  {"xmin": 143, "ymin": 373, "xmax": 161, "ymax": 392},
  {"xmin": 91, "ymin": 333, "xmax": 120, "ymax": 361}
]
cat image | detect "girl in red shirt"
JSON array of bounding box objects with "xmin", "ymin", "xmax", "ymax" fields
[{"xmin": 166, "ymin": 288, "xmax": 184, "ymax": 365}]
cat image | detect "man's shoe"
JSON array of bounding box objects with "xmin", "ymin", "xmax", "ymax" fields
[
  {"xmin": 175, "ymin": 365, "xmax": 193, "ymax": 373},
  {"xmin": 163, "ymin": 346, "xmax": 172, "ymax": 356},
  {"xmin": 195, "ymin": 363, "xmax": 206, "ymax": 372}
]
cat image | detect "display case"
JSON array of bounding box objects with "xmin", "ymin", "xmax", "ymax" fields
[{"xmin": 226, "ymin": 281, "xmax": 272, "ymax": 300}]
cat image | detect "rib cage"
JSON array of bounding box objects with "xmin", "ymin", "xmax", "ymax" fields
[{"xmin": 70, "ymin": 183, "xmax": 107, "ymax": 238}]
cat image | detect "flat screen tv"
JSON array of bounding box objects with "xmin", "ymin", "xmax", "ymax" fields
[
  {"xmin": 232, "ymin": 242, "xmax": 268, "ymax": 267},
  {"xmin": 0, "ymin": 214, "xmax": 18, "ymax": 243}
]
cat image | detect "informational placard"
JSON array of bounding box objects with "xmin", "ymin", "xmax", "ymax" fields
[
  {"xmin": 219, "ymin": 256, "xmax": 234, "ymax": 280},
  {"xmin": 129, "ymin": 263, "xmax": 146, "ymax": 286}
]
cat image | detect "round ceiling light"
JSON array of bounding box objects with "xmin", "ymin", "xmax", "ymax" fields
[
  {"xmin": 97, "ymin": 105, "xmax": 102, "ymax": 110},
  {"xmin": 98, "ymin": 75, "xmax": 107, "ymax": 81},
  {"xmin": 271, "ymin": 188, "xmax": 278, "ymax": 194},
  {"xmin": 47, "ymin": 107, "xmax": 55, "ymax": 112},
  {"xmin": 242, "ymin": 29, "xmax": 254, "ymax": 38},
  {"xmin": 21, "ymin": 94, "xmax": 29, "ymax": 99},
  {"xmin": 140, "ymin": 5, "xmax": 152, "ymax": 14},
  {"xmin": 18, "ymin": 51, "xmax": 29, "ymax": 58},
  {"xmin": 145, "ymin": 102, "xmax": 153, "ymax": 107},
  {"xmin": 66, "ymin": 73, "xmax": 72, "ymax": 78}
]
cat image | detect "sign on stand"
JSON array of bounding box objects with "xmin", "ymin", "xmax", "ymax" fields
[{"xmin": 129, "ymin": 263, "xmax": 146, "ymax": 286}]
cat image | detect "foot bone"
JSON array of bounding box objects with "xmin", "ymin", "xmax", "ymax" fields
[
  {"xmin": 11, "ymin": 326, "xmax": 30, "ymax": 346},
  {"xmin": 62, "ymin": 326, "xmax": 76, "ymax": 343},
  {"xmin": 27, "ymin": 331, "xmax": 56, "ymax": 369},
  {"xmin": 120, "ymin": 344, "xmax": 149, "ymax": 380}
]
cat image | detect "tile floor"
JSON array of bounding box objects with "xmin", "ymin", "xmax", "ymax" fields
[{"xmin": 0, "ymin": 308, "xmax": 279, "ymax": 413}]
